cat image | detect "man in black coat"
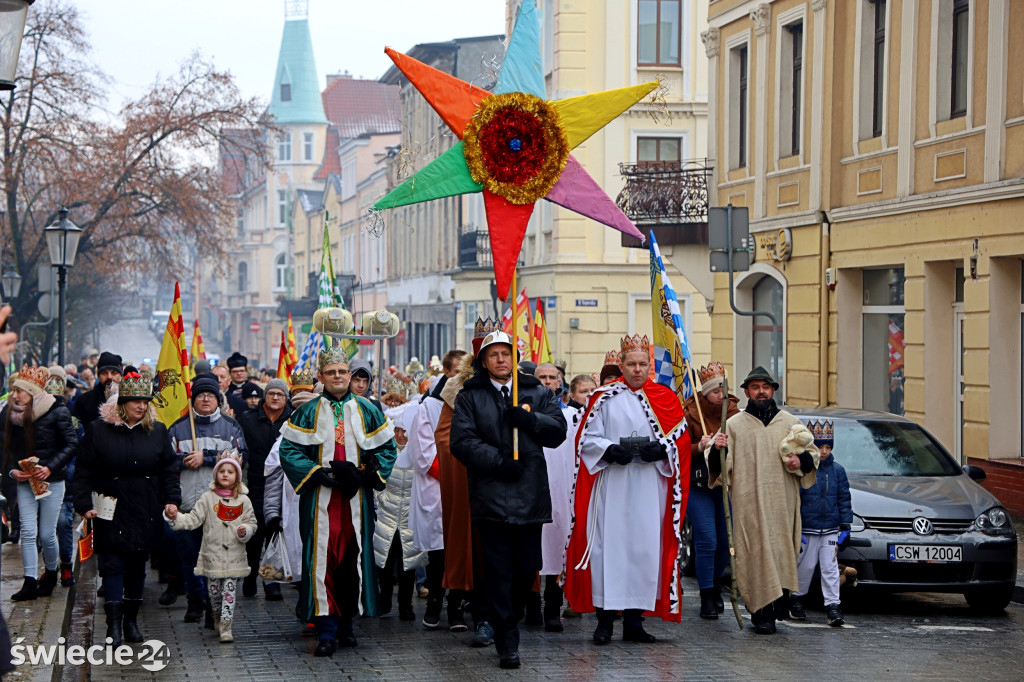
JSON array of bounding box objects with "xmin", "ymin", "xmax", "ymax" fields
[
  {"xmin": 450, "ymin": 331, "xmax": 567, "ymax": 670},
  {"xmin": 71, "ymin": 351, "xmax": 122, "ymax": 426},
  {"xmin": 236, "ymin": 378, "xmax": 293, "ymax": 600}
]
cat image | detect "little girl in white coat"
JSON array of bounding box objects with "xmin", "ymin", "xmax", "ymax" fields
[{"xmin": 166, "ymin": 451, "xmax": 256, "ymax": 642}]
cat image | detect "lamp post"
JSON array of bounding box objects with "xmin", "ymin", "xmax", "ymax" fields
[
  {"xmin": 0, "ymin": 0, "xmax": 33, "ymax": 91},
  {"xmin": 1, "ymin": 269, "xmax": 20, "ymax": 300},
  {"xmin": 44, "ymin": 207, "xmax": 81, "ymax": 365}
]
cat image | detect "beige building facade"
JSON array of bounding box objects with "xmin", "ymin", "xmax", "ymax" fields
[
  {"xmin": 448, "ymin": 0, "xmax": 713, "ymax": 378},
  {"xmin": 706, "ymin": 0, "xmax": 1024, "ymax": 511}
]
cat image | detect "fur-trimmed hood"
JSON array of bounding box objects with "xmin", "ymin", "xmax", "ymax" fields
[{"xmin": 99, "ymin": 395, "xmax": 157, "ymax": 427}]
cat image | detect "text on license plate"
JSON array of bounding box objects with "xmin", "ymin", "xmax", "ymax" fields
[{"xmin": 888, "ymin": 544, "xmax": 962, "ymax": 563}]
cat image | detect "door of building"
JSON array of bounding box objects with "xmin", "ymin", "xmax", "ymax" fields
[{"xmin": 953, "ymin": 303, "xmax": 965, "ymax": 463}]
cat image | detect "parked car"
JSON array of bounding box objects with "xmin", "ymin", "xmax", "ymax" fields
[
  {"xmin": 680, "ymin": 407, "xmax": 1017, "ymax": 613},
  {"xmin": 790, "ymin": 407, "xmax": 1017, "ymax": 613}
]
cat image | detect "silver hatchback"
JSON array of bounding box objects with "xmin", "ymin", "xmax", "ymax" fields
[{"xmin": 791, "ymin": 407, "xmax": 1018, "ymax": 613}]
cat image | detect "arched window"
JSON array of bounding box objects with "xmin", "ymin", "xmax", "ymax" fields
[
  {"xmin": 274, "ymin": 253, "xmax": 287, "ymax": 291},
  {"xmin": 237, "ymin": 262, "xmax": 248, "ymax": 293},
  {"xmin": 734, "ymin": 265, "xmax": 787, "ymax": 401},
  {"xmin": 752, "ymin": 275, "xmax": 784, "ymax": 378}
]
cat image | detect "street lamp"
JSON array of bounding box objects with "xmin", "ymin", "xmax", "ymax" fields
[
  {"xmin": 1, "ymin": 269, "xmax": 20, "ymax": 299},
  {"xmin": 0, "ymin": 0, "xmax": 33, "ymax": 91},
  {"xmin": 44, "ymin": 207, "xmax": 81, "ymax": 365}
]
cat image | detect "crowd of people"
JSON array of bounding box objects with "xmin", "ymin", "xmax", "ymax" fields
[{"xmin": 0, "ymin": 312, "xmax": 854, "ymax": 670}]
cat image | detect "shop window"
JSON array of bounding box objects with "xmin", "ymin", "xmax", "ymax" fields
[{"xmin": 862, "ymin": 267, "xmax": 905, "ymax": 415}]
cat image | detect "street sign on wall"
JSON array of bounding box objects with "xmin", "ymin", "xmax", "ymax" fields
[{"xmin": 249, "ymin": 320, "xmax": 261, "ymax": 333}]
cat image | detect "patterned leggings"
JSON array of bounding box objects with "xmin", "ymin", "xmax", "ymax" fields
[{"xmin": 208, "ymin": 578, "xmax": 238, "ymax": 623}]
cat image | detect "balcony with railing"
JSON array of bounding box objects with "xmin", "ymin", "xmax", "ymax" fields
[
  {"xmin": 458, "ymin": 229, "xmax": 493, "ymax": 270},
  {"xmin": 616, "ymin": 158, "xmax": 713, "ymax": 248}
]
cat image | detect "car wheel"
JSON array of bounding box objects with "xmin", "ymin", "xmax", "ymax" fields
[
  {"xmin": 964, "ymin": 586, "xmax": 1013, "ymax": 614},
  {"xmin": 680, "ymin": 515, "xmax": 695, "ymax": 577}
]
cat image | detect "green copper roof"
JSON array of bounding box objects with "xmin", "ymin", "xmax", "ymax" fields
[{"xmin": 267, "ymin": 18, "xmax": 328, "ymax": 124}]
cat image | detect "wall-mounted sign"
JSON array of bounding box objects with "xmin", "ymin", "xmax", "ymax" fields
[
  {"xmin": 547, "ymin": 296, "xmax": 556, "ymax": 308},
  {"xmin": 754, "ymin": 228, "xmax": 793, "ymax": 263},
  {"xmin": 575, "ymin": 299, "xmax": 598, "ymax": 307}
]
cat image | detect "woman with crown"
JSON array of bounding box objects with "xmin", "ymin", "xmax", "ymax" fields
[
  {"xmin": 683, "ymin": 362, "xmax": 740, "ymax": 620},
  {"xmin": 2, "ymin": 365, "xmax": 78, "ymax": 602},
  {"xmin": 564, "ymin": 334, "xmax": 690, "ymax": 645},
  {"xmin": 74, "ymin": 366, "xmax": 181, "ymax": 646}
]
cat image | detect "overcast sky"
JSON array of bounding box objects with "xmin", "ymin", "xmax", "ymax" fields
[{"xmin": 78, "ymin": 0, "xmax": 506, "ymax": 111}]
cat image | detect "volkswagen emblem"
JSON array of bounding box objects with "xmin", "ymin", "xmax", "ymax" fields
[{"xmin": 912, "ymin": 517, "xmax": 933, "ymax": 536}]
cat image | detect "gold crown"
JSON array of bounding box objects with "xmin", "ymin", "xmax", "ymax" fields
[
  {"xmin": 215, "ymin": 449, "xmax": 244, "ymax": 468},
  {"xmin": 808, "ymin": 419, "xmax": 834, "ymax": 443},
  {"xmin": 619, "ymin": 334, "xmax": 650, "ymax": 356},
  {"xmin": 119, "ymin": 371, "xmax": 153, "ymax": 399},
  {"xmin": 482, "ymin": 318, "xmax": 496, "ymax": 336},
  {"xmin": 318, "ymin": 344, "xmax": 349, "ymax": 370},
  {"xmin": 290, "ymin": 367, "xmax": 317, "ymax": 391},
  {"xmin": 698, "ymin": 362, "xmax": 726, "ymax": 386},
  {"xmin": 44, "ymin": 376, "xmax": 66, "ymax": 396},
  {"xmin": 18, "ymin": 365, "xmax": 50, "ymax": 389},
  {"xmin": 603, "ymin": 350, "xmax": 620, "ymax": 367}
]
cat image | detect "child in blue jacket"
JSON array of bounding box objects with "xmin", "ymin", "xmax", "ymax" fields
[{"xmin": 790, "ymin": 419, "xmax": 851, "ymax": 626}]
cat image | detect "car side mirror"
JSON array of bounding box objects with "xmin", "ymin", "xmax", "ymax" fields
[{"xmin": 962, "ymin": 465, "xmax": 986, "ymax": 482}]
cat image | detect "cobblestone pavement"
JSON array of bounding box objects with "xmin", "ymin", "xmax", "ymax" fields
[{"xmin": 64, "ymin": 556, "xmax": 1022, "ymax": 682}]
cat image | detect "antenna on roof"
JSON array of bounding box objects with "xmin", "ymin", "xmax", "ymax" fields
[{"xmin": 284, "ymin": 0, "xmax": 308, "ymax": 20}]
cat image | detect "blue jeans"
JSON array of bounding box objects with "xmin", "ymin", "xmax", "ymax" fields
[
  {"xmin": 16, "ymin": 480, "xmax": 64, "ymax": 578},
  {"xmin": 687, "ymin": 485, "xmax": 730, "ymax": 590},
  {"xmin": 175, "ymin": 526, "xmax": 206, "ymax": 596},
  {"xmin": 56, "ymin": 499, "xmax": 74, "ymax": 566}
]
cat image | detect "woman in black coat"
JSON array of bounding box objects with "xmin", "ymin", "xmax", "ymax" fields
[
  {"xmin": 1, "ymin": 366, "xmax": 78, "ymax": 601},
  {"xmin": 73, "ymin": 367, "xmax": 181, "ymax": 647}
]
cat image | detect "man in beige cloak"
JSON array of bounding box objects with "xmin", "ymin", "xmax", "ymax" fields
[{"xmin": 707, "ymin": 366, "xmax": 818, "ymax": 634}]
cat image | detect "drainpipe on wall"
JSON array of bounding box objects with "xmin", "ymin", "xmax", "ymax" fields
[{"xmin": 819, "ymin": 211, "xmax": 831, "ymax": 407}]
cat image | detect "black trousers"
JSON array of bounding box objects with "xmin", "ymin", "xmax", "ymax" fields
[
  {"xmin": 475, "ymin": 522, "xmax": 542, "ymax": 653},
  {"xmin": 98, "ymin": 551, "xmax": 148, "ymax": 602},
  {"xmin": 380, "ymin": 532, "xmax": 415, "ymax": 608},
  {"xmin": 543, "ymin": 575, "xmax": 563, "ymax": 618}
]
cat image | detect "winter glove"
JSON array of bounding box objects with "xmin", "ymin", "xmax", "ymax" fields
[
  {"xmin": 638, "ymin": 440, "xmax": 668, "ymax": 463},
  {"xmin": 360, "ymin": 467, "xmax": 386, "ymax": 492},
  {"xmin": 495, "ymin": 458, "xmax": 525, "ymax": 481},
  {"xmin": 329, "ymin": 461, "xmax": 362, "ymax": 499},
  {"xmin": 505, "ymin": 406, "xmax": 538, "ymax": 432},
  {"xmin": 311, "ymin": 468, "xmax": 339, "ymax": 489},
  {"xmin": 264, "ymin": 517, "xmax": 282, "ymax": 535},
  {"xmin": 837, "ymin": 530, "xmax": 851, "ymax": 550},
  {"xmin": 601, "ymin": 444, "xmax": 632, "ymax": 466}
]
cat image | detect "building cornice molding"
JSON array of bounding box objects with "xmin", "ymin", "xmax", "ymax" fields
[{"xmin": 829, "ymin": 179, "xmax": 1024, "ymax": 222}]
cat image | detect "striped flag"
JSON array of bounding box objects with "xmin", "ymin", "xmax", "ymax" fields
[
  {"xmin": 190, "ymin": 320, "xmax": 206, "ymax": 363},
  {"xmin": 319, "ymin": 215, "xmax": 357, "ymax": 359},
  {"xmin": 155, "ymin": 282, "xmax": 194, "ymax": 427},
  {"xmin": 500, "ymin": 287, "xmax": 532, "ymax": 356},
  {"xmin": 277, "ymin": 331, "xmax": 295, "ymax": 386},
  {"xmin": 649, "ymin": 231, "xmax": 693, "ymax": 403},
  {"xmin": 531, "ymin": 298, "xmax": 553, "ymax": 363},
  {"xmin": 297, "ymin": 329, "xmax": 323, "ymax": 371},
  {"xmin": 286, "ymin": 314, "xmax": 299, "ymax": 366}
]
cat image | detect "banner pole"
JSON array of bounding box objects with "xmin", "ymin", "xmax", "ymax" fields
[{"xmin": 511, "ymin": 269, "xmax": 519, "ymax": 461}]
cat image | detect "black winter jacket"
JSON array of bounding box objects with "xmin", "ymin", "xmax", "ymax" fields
[
  {"xmin": 1, "ymin": 400, "xmax": 78, "ymax": 482},
  {"xmin": 450, "ymin": 368, "xmax": 567, "ymax": 525},
  {"xmin": 73, "ymin": 404, "xmax": 181, "ymax": 554},
  {"xmin": 71, "ymin": 384, "xmax": 107, "ymax": 426},
  {"xmin": 237, "ymin": 401, "xmax": 293, "ymax": 516}
]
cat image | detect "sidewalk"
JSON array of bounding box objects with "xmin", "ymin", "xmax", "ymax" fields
[{"xmin": 1, "ymin": 542, "xmax": 77, "ymax": 682}]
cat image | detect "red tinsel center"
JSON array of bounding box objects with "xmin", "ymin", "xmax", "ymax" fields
[{"xmin": 478, "ymin": 108, "xmax": 547, "ymax": 186}]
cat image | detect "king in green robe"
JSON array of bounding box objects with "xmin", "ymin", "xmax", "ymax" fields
[{"xmin": 278, "ymin": 367, "xmax": 396, "ymax": 636}]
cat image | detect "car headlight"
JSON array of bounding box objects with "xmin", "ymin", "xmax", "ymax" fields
[
  {"xmin": 973, "ymin": 507, "xmax": 1014, "ymax": 536},
  {"xmin": 849, "ymin": 514, "xmax": 866, "ymax": 532}
]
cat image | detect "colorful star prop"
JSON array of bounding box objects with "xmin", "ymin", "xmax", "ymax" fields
[{"xmin": 372, "ymin": 1, "xmax": 655, "ymax": 300}]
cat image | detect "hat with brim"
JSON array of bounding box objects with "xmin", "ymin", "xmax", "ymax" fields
[{"xmin": 740, "ymin": 365, "xmax": 779, "ymax": 390}]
